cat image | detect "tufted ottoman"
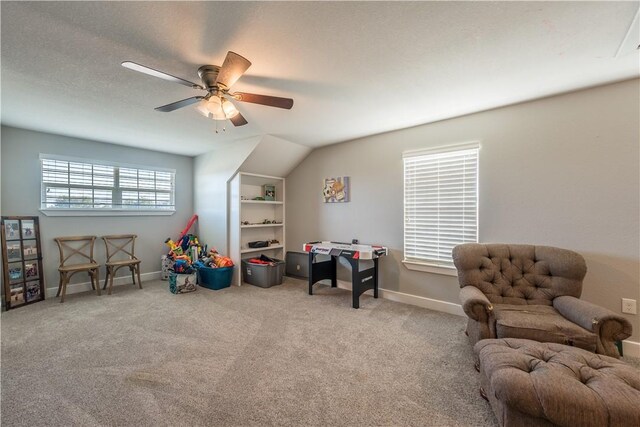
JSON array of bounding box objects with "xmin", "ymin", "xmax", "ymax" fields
[{"xmin": 474, "ymin": 338, "xmax": 640, "ymax": 427}]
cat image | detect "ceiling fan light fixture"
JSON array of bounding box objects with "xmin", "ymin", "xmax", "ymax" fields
[
  {"xmin": 198, "ymin": 96, "xmax": 239, "ymax": 120},
  {"xmin": 198, "ymin": 96, "xmax": 225, "ymax": 120},
  {"xmin": 205, "ymin": 96, "xmax": 222, "ymax": 114},
  {"xmin": 222, "ymin": 98, "xmax": 239, "ymax": 118},
  {"xmin": 196, "ymin": 100, "xmax": 212, "ymax": 118}
]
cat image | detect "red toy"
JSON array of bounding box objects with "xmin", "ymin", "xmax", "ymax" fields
[{"xmin": 178, "ymin": 215, "xmax": 198, "ymax": 240}]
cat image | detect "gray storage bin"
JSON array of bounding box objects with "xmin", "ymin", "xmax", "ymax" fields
[
  {"xmin": 242, "ymin": 257, "xmax": 285, "ymax": 288},
  {"xmin": 285, "ymin": 251, "xmax": 309, "ymax": 278}
]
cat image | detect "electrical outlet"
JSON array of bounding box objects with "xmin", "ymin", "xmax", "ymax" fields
[{"xmin": 622, "ymin": 298, "xmax": 637, "ymax": 315}]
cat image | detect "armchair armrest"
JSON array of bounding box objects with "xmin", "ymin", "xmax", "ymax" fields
[
  {"xmin": 554, "ymin": 296, "xmax": 632, "ymax": 341},
  {"xmin": 460, "ymin": 286, "xmax": 493, "ymax": 322}
]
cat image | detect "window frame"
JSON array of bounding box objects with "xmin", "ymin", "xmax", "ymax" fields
[
  {"xmin": 39, "ymin": 154, "xmax": 176, "ymax": 217},
  {"xmin": 402, "ymin": 142, "xmax": 480, "ymax": 276}
]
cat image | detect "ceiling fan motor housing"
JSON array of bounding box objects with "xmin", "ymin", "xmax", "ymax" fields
[{"xmin": 197, "ymin": 65, "xmax": 221, "ymax": 90}]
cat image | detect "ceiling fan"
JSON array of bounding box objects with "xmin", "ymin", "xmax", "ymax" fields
[{"xmin": 122, "ymin": 51, "xmax": 293, "ymax": 127}]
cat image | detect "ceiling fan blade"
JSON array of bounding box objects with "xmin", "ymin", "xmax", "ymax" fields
[
  {"xmin": 230, "ymin": 112, "xmax": 248, "ymax": 127},
  {"xmin": 122, "ymin": 61, "xmax": 204, "ymax": 90},
  {"xmin": 215, "ymin": 51, "xmax": 251, "ymax": 88},
  {"xmin": 233, "ymin": 92, "xmax": 294, "ymax": 109},
  {"xmin": 155, "ymin": 96, "xmax": 204, "ymax": 112}
]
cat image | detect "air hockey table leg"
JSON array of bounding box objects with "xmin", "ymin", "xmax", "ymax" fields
[
  {"xmin": 373, "ymin": 258, "xmax": 379, "ymax": 299},
  {"xmin": 308, "ymin": 252, "xmax": 314, "ymax": 295},
  {"xmin": 350, "ymin": 258, "xmax": 360, "ymax": 309},
  {"xmin": 331, "ymin": 256, "xmax": 337, "ymax": 288}
]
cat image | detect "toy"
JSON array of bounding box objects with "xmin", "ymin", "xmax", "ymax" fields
[
  {"xmin": 164, "ymin": 238, "xmax": 184, "ymax": 256},
  {"xmin": 178, "ymin": 234, "xmax": 190, "ymax": 251},
  {"xmin": 173, "ymin": 234, "xmax": 202, "ymax": 261},
  {"xmin": 174, "ymin": 259, "xmax": 191, "ymax": 274},
  {"xmin": 177, "ymin": 214, "xmax": 198, "ymax": 240},
  {"xmin": 209, "ymin": 249, "xmax": 234, "ymax": 268}
]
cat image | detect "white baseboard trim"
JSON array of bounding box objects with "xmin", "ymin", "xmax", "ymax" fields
[
  {"xmin": 622, "ymin": 339, "xmax": 640, "ymax": 358},
  {"xmin": 379, "ymin": 288, "xmax": 466, "ymax": 317},
  {"xmin": 334, "ymin": 280, "xmax": 465, "ymax": 317},
  {"xmin": 45, "ymin": 271, "xmax": 162, "ymax": 298}
]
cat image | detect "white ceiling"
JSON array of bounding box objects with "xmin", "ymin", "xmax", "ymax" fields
[{"xmin": 1, "ymin": 2, "xmax": 638, "ymax": 156}]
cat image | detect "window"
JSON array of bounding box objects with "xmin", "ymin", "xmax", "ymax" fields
[
  {"xmin": 403, "ymin": 143, "xmax": 479, "ymax": 274},
  {"xmin": 40, "ymin": 155, "xmax": 175, "ymax": 215}
]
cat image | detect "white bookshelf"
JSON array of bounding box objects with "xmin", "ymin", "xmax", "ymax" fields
[{"xmin": 229, "ymin": 172, "xmax": 286, "ymax": 286}]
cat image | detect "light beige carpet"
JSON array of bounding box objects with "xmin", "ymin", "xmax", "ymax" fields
[{"xmin": 3, "ymin": 277, "xmax": 630, "ymax": 426}]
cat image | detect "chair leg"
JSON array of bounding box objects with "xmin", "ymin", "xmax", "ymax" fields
[
  {"xmin": 108, "ymin": 268, "xmax": 115, "ymax": 295},
  {"xmin": 130, "ymin": 266, "xmax": 136, "ymax": 286},
  {"xmin": 136, "ymin": 265, "xmax": 142, "ymax": 289},
  {"xmin": 103, "ymin": 268, "xmax": 110, "ymax": 290},
  {"xmin": 89, "ymin": 271, "xmax": 96, "ymax": 290},
  {"xmin": 94, "ymin": 269, "xmax": 101, "ymax": 296},
  {"xmin": 56, "ymin": 271, "xmax": 63, "ymax": 297},
  {"xmin": 60, "ymin": 273, "xmax": 68, "ymax": 303}
]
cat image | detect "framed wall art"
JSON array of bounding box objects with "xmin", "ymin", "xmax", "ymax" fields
[
  {"xmin": 323, "ymin": 177, "xmax": 350, "ymax": 203},
  {"xmin": 1, "ymin": 216, "xmax": 45, "ymax": 310}
]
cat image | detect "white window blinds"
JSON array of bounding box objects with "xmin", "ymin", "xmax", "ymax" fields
[
  {"xmin": 41, "ymin": 156, "xmax": 175, "ymax": 211},
  {"xmin": 118, "ymin": 168, "xmax": 175, "ymax": 209},
  {"xmin": 403, "ymin": 144, "xmax": 479, "ymax": 268}
]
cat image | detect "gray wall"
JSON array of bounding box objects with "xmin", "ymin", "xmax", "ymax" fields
[
  {"xmin": 1, "ymin": 126, "xmax": 194, "ymax": 291},
  {"xmin": 194, "ymin": 137, "xmax": 260, "ymax": 253},
  {"xmin": 286, "ymin": 79, "xmax": 640, "ymax": 341}
]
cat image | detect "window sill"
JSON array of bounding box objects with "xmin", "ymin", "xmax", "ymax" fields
[
  {"xmin": 40, "ymin": 209, "xmax": 175, "ymax": 217},
  {"xmin": 402, "ymin": 260, "xmax": 458, "ymax": 277}
]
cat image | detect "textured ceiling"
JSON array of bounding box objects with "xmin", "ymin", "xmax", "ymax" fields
[{"xmin": 1, "ymin": 1, "xmax": 638, "ymax": 156}]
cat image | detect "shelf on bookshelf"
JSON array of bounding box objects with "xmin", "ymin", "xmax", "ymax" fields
[
  {"xmin": 241, "ymin": 200, "xmax": 283, "ymax": 205},
  {"xmin": 240, "ymin": 245, "xmax": 284, "ymax": 254},
  {"xmin": 240, "ymin": 223, "xmax": 284, "ymax": 229}
]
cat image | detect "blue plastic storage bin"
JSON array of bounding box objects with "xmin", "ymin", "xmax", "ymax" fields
[{"xmin": 197, "ymin": 266, "xmax": 234, "ymax": 290}]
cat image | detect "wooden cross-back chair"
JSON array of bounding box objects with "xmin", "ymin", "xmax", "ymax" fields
[
  {"xmin": 54, "ymin": 236, "xmax": 100, "ymax": 303},
  {"xmin": 102, "ymin": 234, "xmax": 142, "ymax": 294}
]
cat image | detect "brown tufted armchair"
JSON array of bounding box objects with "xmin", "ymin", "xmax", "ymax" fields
[{"xmin": 452, "ymin": 243, "xmax": 632, "ymax": 358}]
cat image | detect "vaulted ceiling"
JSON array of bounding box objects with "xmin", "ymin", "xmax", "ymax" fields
[{"xmin": 1, "ymin": 2, "xmax": 638, "ymax": 155}]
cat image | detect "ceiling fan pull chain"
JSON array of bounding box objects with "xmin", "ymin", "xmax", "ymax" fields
[{"xmin": 220, "ymin": 98, "xmax": 227, "ymax": 132}]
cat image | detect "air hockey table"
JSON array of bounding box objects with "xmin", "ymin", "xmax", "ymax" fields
[{"xmin": 303, "ymin": 241, "xmax": 388, "ymax": 308}]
